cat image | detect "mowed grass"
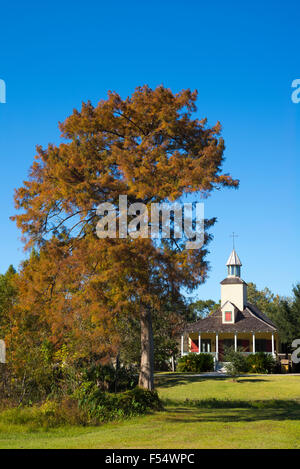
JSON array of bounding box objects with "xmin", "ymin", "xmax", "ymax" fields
[
  {"xmin": 156, "ymin": 373, "xmax": 300, "ymax": 401},
  {"xmin": 1, "ymin": 375, "xmax": 300, "ymax": 449}
]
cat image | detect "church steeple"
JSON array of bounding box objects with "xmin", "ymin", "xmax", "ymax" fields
[
  {"xmin": 221, "ymin": 247, "xmax": 247, "ymax": 312},
  {"xmin": 226, "ymin": 249, "xmax": 242, "ymax": 278}
]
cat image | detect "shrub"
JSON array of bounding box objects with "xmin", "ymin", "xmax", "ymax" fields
[
  {"xmin": 0, "ymin": 398, "xmax": 89, "ymax": 428},
  {"xmin": 177, "ymin": 353, "xmax": 214, "ymax": 373},
  {"xmin": 223, "ymin": 347, "xmax": 249, "ymax": 378},
  {"xmin": 76, "ymin": 385, "xmax": 163, "ymax": 422},
  {"xmin": 82, "ymin": 363, "xmax": 138, "ymax": 393},
  {"xmin": 246, "ymin": 352, "xmax": 276, "ymax": 374}
]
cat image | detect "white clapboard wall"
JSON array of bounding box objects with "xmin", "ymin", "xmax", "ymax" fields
[{"xmin": 0, "ymin": 340, "xmax": 5, "ymax": 363}]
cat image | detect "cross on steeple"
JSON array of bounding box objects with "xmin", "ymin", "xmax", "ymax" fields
[{"xmin": 230, "ymin": 232, "xmax": 238, "ymax": 249}]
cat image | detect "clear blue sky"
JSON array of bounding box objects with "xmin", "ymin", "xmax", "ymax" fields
[{"xmin": 0, "ymin": 0, "xmax": 299, "ymax": 302}]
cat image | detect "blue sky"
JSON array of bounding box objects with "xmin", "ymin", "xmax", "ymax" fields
[{"xmin": 0, "ymin": 0, "xmax": 299, "ymax": 302}]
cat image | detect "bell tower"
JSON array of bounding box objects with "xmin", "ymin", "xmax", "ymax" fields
[
  {"xmin": 226, "ymin": 249, "xmax": 242, "ymax": 278},
  {"xmin": 220, "ymin": 248, "xmax": 247, "ymax": 312}
]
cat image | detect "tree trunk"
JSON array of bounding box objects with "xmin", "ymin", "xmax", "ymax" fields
[
  {"xmin": 115, "ymin": 353, "xmax": 120, "ymax": 393},
  {"xmin": 138, "ymin": 307, "xmax": 154, "ymax": 390},
  {"xmin": 171, "ymin": 355, "xmax": 175, "ymax": 372}
]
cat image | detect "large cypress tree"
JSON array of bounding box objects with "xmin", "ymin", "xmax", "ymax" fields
[{"xmin": 12, "ymin": 86, "xmax": 238, "ymax": 389}]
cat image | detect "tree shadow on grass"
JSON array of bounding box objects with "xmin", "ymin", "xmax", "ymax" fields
[
  {"xmin": 163, "ymin": 399, "xmax": 300, "ymax": 423},
  {"xmin": 155, "ymin": 375, "xmax": 269, "ymax": 389},
  {"xmin": 155, "ymin": 375, "xmax": 228, "ymax": 389}
]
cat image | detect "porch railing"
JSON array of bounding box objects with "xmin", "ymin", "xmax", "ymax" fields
[
  {"xmin": 182, "ymin": 351, "xmax": 217, "ymax": 359},
  {"xmin": 183, "ymin": 350, "xmax": 276, "ymax": 358}
]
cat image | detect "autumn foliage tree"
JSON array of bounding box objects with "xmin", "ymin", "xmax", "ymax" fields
[{"xmin": 12, "ymin": 86, "xmax": 238, "ymax": 390}]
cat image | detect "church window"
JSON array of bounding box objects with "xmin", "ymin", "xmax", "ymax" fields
[{"xmin": 201, "ymin": 339, "xmax": 211, "ymax": 352}]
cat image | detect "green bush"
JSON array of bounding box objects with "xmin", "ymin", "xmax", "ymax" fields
[
  {"xmin": 82, "ymin": 363, "xmax": 138, "ymax": 392},
  {"xmin": 76, "ymin": 384, "xmax": 163, "ymax": 422},
  {"xmin": 0, "ymin": 385, "xmax": 162, "ymax": 428},
  {"xmin": 0, "ymin": 398, "xmax": 89, "ymax": 429},
  {"xmin": 177, "ymin": 353, "xmax": 214, "ymax": 373},
  {"xmin": 246, "ymin": 352, "xmax": 276, "ymax": 374},
  {"xmin": 222, "ymin": 349, "xmax": 276, "ymax": 376},
  {"xmin": 224, "ymin": 347, "xmax": 249, "ymax": 378}
]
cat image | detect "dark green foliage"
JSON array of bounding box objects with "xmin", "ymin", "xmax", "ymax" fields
[
  {"xmin": 247, "ymin": 282, "xmax": 300, "ymax": 351},
  {"xmin": 1, "ymin": 365, "xmax": 161, "ymax": 426},
  {"xmin": 224, "ymin": 348, "xmax": 276, "ymax": 376},
  {"xmin": 77, "ymin": 384, "xmax": 162, "ymax": 422},
  {"xmin": 0, "ymin": 387, "xmax": 162, "ymax": 427},
  {"xmin": 0, "ymin": 347, "xmax": 64, "ymax": 404},
  {"xmin": 177, "ymin": 353, "xmax": 214, "ymax": 372},
  {"xmin": 0, "ymin": 265, "xmax": 17, "ymax": 335},
  {"xmin": 273, "ymin": 285, "xmax": 300, "ymax": 350},
  {"xmin": 224, "ymin": 347, "xmax": 249, "ymax": 378},
  {"xmin": 186, "ymin": 299, "xmax": 218, "ymax": 322},
  {"xmin": 118, "ymin": 296, "xmax": 185, "ymax": 372},
  {"xmin": 0, "ymin": 398, "xmax": 93, "ymax": 428},
  {"xmin": 247, "ymin": 352, "xmax": 276, "ymax": 374},
  {"xmin": 1, "ymin": 358, "xmax": 138, "ymax": 405},
  {"xmin": 247, "ymin": 282, "xmax": 280, "ymax": 321},
  {"xmin": 82, "ymin": 363, "xmax": 138, "ymax": 392}
]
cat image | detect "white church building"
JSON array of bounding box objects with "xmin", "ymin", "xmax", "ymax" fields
[{"xmin": 181, "ymin": 249, "xmax": 278, "ymax": 362}]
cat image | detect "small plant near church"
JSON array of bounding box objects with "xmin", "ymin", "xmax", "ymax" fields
[
  {"xmin": 247, "ymin": 352, "xmax": 276, "ymax": 374},
  {"xmin": 223, "ymin": 349, "xmax": 276, "ymax": 378},
  {"xmin": 177, "ymin": 353, "xmax": 214, "ymax": 372},
  {"xmin": 224, "ymin": 347, "xmax": 249, "ymax": 380}
]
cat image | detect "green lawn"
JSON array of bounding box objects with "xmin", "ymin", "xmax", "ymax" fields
[{"xmin": 1, "ymin": 374, "xmax": 300, "ymax": 449}]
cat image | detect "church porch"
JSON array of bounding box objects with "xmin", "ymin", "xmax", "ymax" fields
[{"xmin": 180, "ymin": 331, "xmax": 278, "ymax": 362}]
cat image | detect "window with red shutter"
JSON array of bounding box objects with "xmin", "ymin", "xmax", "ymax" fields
[{"xmin": 225, "ymin": 311, "xmax": 232, "ymax": 321}]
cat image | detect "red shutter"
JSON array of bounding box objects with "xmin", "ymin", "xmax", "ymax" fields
[
  {"xmin": 225, "ymin": 311, "xmax": 232, "ymax": 321},
  {"xmin": 191, "ymin": 339, "xmax": 199, "ymax": 352}
]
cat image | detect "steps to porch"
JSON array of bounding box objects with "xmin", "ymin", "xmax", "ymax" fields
[{"xmin": 215, "ymin": 361, "xmax": 230, "ymax": 373}]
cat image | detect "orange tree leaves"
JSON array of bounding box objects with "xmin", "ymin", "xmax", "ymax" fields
[{"xmin": 12, "ymin": 86, "xmax": 238, "ymax": 246}]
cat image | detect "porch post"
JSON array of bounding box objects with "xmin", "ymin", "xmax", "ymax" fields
[
  {"xmin": 272, "ymin": 333, "xmax": 275, "ymax": 356},
  {"xmin": 181, "ymin": 334, "xmax": 184, "ymax": 357},
  {"xmin": 216, "ymin": 333, "xmax": 219, "ymax": 361},
  {"xmin": 198, "ymin": 333, "xmax": 201, "ymax": 354},
  {"xmin": 234, "ymin": 333, "xmax": 237, "ymax": 352},
  {"xmin": 252, "ymin": 333, "xmax": 255, "ymax": 354}
]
